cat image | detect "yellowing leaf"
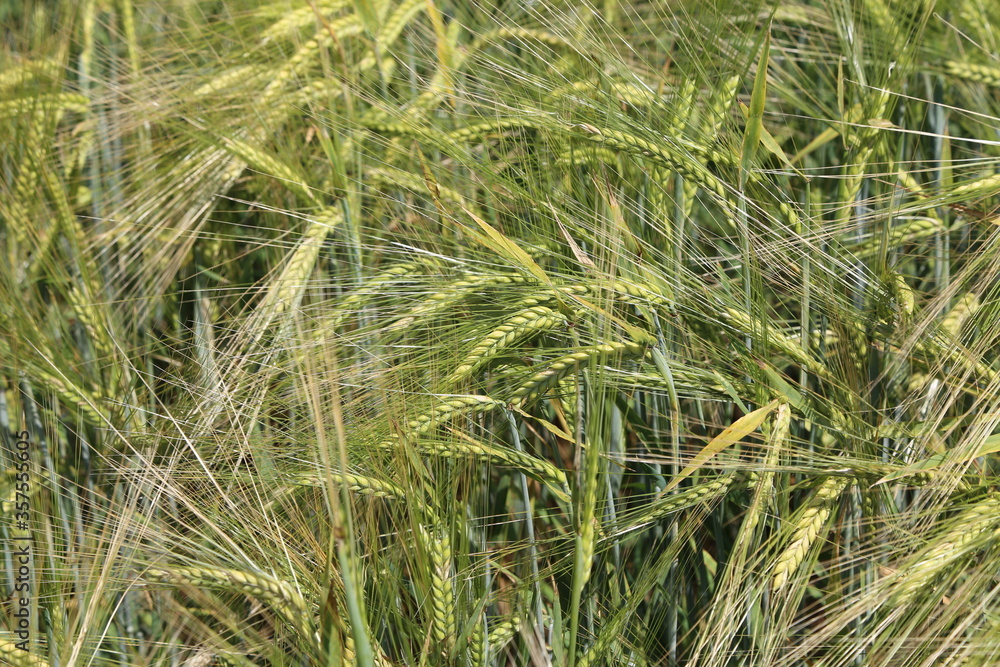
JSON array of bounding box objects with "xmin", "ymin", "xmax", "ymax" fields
[
  {"xmin": 663, "ymin": 400, "xmax": 778, "ymax": 493},
  {"xmin": 461, "ymin": 205, "xmax": 555, "ymax": 287}
]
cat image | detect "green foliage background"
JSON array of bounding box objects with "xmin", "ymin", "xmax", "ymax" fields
[{"xmin": 3, "ymin": 0, "xmax": 1000, "ymax": 665}]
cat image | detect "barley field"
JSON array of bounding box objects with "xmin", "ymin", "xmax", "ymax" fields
[{"xmin": 3, "ymin": 0, "xmax": 1000, "ymax": 665}]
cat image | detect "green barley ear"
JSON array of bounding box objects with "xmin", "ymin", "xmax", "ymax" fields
[
  {"xmin": 940, "ymin": 293, "xmax": 979, "ymax": 338},
  {"xmin": 772, "ymin": 476, "xmax": 851, "ymax": 592},
  {"xmin": 405, "ymin": 395, "xmax": 504, "ymax": 436},
  {"xmin": 421, "ymin": 524, "xmax": 457, "ymax": 655},
  {"xmin": 258, "ymin": 1, "xmax": 349, "ymax": 42},
  {"xmin": 945, "ymin": 60, "xmax": 1000, "ymax": 87},
  {"xmin": 288, "ymin": 470, "xmax": 407, "ymax": 500},
  {"xmin": 143, "ymin": 564, "xmax": 311, "ymax": 636},
  {"xmin": 0, "ymin": 640, "xmax": 47, "ymax": 667},
  {"xmin": 379, "ymin": 436, "xmax": 571, "ymax": 504},
  {"xmin": 509, "ymin": 340, "xmax": 647, "ymax": 405},
  {"xmin": 447, "ymin": 306, "xmax": 567, "ymax": 385},
  {"xmin": 886, "ymin": 493, "xmax": 1000, "ymax": 605}
]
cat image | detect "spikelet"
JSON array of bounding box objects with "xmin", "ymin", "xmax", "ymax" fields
[
  {"xmin": 386, "ymin": 274, "xmax": 532, "ymax": 331},
  {"xmin": 0, "ymin": 58, "xmax": 60, "ymax": 93},
  {"xmin": 263, "ymin": 19, "xmax": 363, "ymax": 102},
  {"xmin": 742, "ymin": 403, "xmax": 789, "ymax": 539},
  {"xmin": 940, "ymin": 293, "xmax": 979, "ymax": 337},
  {"xmin": 568, "ymin": 123, "xmax": 728, "ymax": 200},
  {"xmin": 723, "ymin": 307, "xmax": 833, "ymax": 380},
  {"xmin": 369, "ymin": 166, "xmax": 469, "ymax": 206},
  {"xmin": 290, "ymin": 471, "xmax": 406, "ymax": 500},
  {"xmin": 256, "ymin": 206, "xmax": 342, "ymax": 324},
  {"xmin": 489, "ymin": 26, "xmax": 572, "ymax": 50},
  {"xmin": 357, "ymin": 0, "xmax": 426, "ymax": 72},
  {"xmin": 316, "ymin": 260, "xmax": 435, "ymax": 334},
  {"xmin": 486, "ymin": 616, "xmax": 520, "ymax": 657},
  {"xmin": 194, "ymin": 65, "xmax": 269, "ymax": 97},
  {"xmin": 892, "ymin": 273, "xmax": 915, "ymax": 319},
  {"xmin": 0, "ymin": 639, "xmax": 47, "ymax": 667},
  {"xmin": 182, "ymin": 649, "xmax": 215, "ymax": 667},
  {"xmin": 950, "ymin": 172, "xmax": 1000, "ymax": 198},
  {"xmin": 668, "ymin": 78, "xmax": 698, "ymax": 136},
  {"xmin": 0, "ymin": 93, "xmax": 88, "ymax": 119},
  {"xmin": 216, "ymin": 134, "xmax": 319, "ymax": 203},
  {"xmin": 555, "ymin": 146, "xmax": 622, "ymax": 169},
  {"xmin": 467, "ymin": 614, "xmax": 486, "ymax": 665},
  {"xmin": 260, "ymin": 0, "xmax": 351, "ymax": 42},
  {"xmin": 703, "ymin": 74, "xmax": 740, "ymax": 138}
]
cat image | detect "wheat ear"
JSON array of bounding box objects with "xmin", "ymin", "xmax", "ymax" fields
[
  {"xmin": 510, "ymin": 340, "xmax": 647, "ymax": 405},
  {"xmin": 379, "ymin": 436, "xmax": 571, "ymax": 504},
  {"xmin": 946, "ymin": 60, "xmax": 1000, "ymax": 87},
  {"xmin": 772, "ymin": 476, "xmax": 851, "ymax": 592},
  {"xmin": 448, "ymin": 306, "xmax": 567, "ymax": 384},
  {"xmin": 0, "ymin": 639, "xmax": 47, "ymax": 667},
  {"xmin": 290, "ymin": 471, "xmax": 407, "ymax": 500},
  {"xmin": 940, "ymin": 293, "xmax": 979, "ymax": 337},
  {"xmin": 316, "ymin": 260, "xmax": 436, "ymax": 334},
  {"xmin": 888, "ymin": 493, "xmax": 1000, "ymax": 605},
  {"xmin": 259, "ymin": 0, "xmax": 350, "ymax": 41},
  {"xmin": 357, "ymin": 0, "xmax": 426, "ymax": 72},
  {"xmin": 144, "ymin": 565, "xmax": 309, "ymax": 632},
  {"xmin": 611, "ymin": 474, "xmax": 741, "ymax": 541},
  {"xmin": 487, "ymin": 616, "xmax": 520, "ymax": 657},
  {"xmin": 420, "ymin": 525, "xmax": 457, "ymax": 654},
  {"xmin": 386, "ymin": 274, "xmax": 532, "ymax": 331}
]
